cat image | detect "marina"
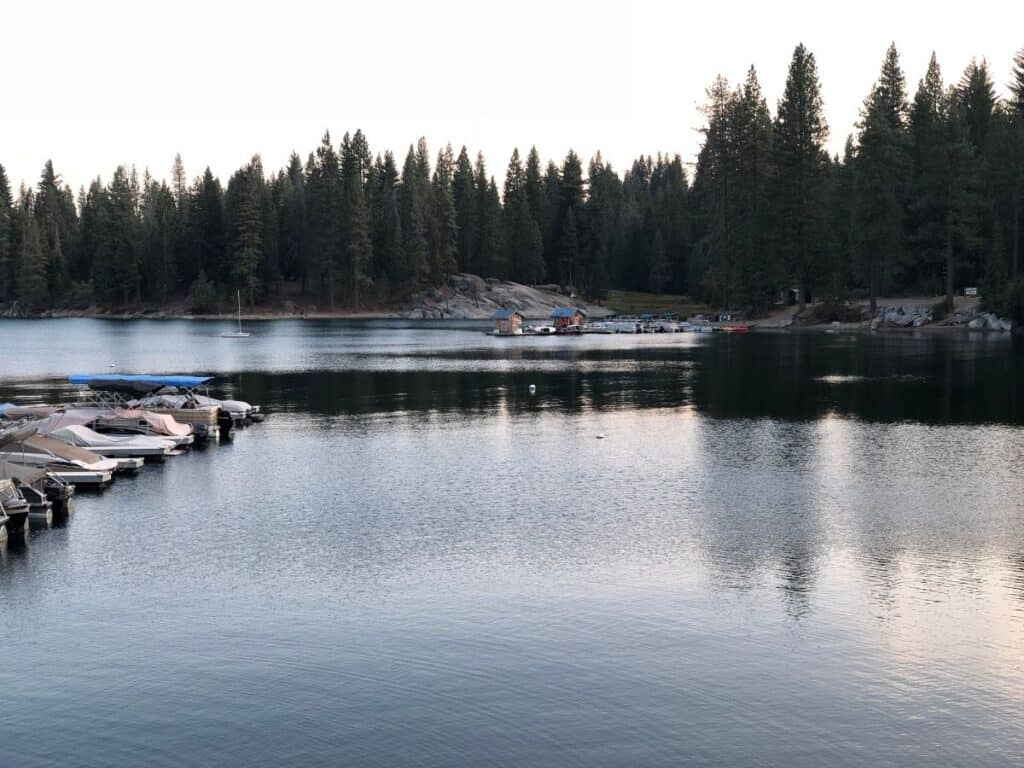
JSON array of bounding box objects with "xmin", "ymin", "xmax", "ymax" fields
[
  {"xmin": 490, "ymin": 306, "xmax": 749, "ymax": 336},
  {"xmin": 0, "ymin": 373, "xmax": 265, "ymax": 543}
]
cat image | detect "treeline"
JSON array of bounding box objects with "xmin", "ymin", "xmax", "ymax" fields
[
  {"xmin": 690, "ymin": 44, "xmax": 1024, "ymax": 316},
  {"xmin": 0, "ymin": 43, "xmax": 1022, "ymax": 316}
]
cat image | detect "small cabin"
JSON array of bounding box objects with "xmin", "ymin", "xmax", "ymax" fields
[
  {"xmin": 492, "ymin": 308, "xmax": 524, "ymax": 335},
  {"xmin": 550, "ymin": 307, "xmax": 586, "ymax": 331}
]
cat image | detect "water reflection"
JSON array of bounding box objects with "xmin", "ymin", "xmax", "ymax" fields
[{"xmin": 1, "ymin": 322, "xmax": 1024, "ymax": 766}]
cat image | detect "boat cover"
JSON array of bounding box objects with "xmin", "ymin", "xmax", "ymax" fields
[
  {"xmin": 23, "ymin": 435, "xmax": 117, "ymax": 468},
  {"xmin": 0, "ymin": 423, "xmax": 40, "ymax": 447},
  {"xmin": 49, "ymin": 425, "xmax": 173, "ymax": 450},
  {"xmin": 68, "ymin": 374, "xmax": 213, "ymax": 394},
  {"xmin": 0, "ymin": 404, "xmax": 60, "ymax": 419},
  {"xmin": 33, "ymin": 407, "xmax": 193, "ymax": 438}
]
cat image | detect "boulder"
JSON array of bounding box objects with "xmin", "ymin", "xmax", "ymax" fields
[{"xmin": 450, "ymin": 273, "xmax": 486, "ymax": 294}]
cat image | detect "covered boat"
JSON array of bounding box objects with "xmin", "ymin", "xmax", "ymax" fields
[
  {"xmin": 46, "ymin": 425, "xmax": 175, "ymax": 459},
  {"xmin": 31, "ymin": 406, "xmax": 195, "ymax": 447},
  {"xmin": 69, "ymin": 374, "xmax": 223, "ymax": 441},
  {"xmin": 0, "ymin": 436, "xmax": 119, "ymax": 486}
]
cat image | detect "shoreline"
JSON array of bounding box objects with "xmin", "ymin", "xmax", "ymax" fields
[{"xmin": 1, "ymin": 311, "xmax": 1014, "ymax": 335}]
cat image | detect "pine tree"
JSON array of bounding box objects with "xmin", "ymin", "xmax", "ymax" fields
[
  {"xmin": 226, "ymin": 155, "xmax": 264, "ymax": 306},
  {"xmin": 453, "ymin": 146, "xmax": 477, "ymax": 274},
  {"xmin": 584, "ymin": 154, "xmax": 622, "ymax": 298},
  {"xmin": 474, "ymin": 154, "xmax": 504, "ymax": 278},
  {"xmin": 958, "ymin": 59, "xmax": 997, "ymax": 154},
  {"xmin": 732, "ymin": 67, "xmax": 776, "ymax": 310},
  {"xmin": 429, "ymin": 144, "xmax": 458, "ymax": 285},
  {"xmin": 773, "ymin": 44, "xmax": 830, "ymax": 312},
  {"xmin": 509, "ymin": 196, "xmax": 544, "ymax": 284},
  {"xmin": 854, "ymin": 43, "xmax": 911, "ymax": 312},
  {"xmin": 944, "ymin": 88, "xmax": 986, "ymax": 303},
  {"xmin": 398, "ymin": 143, "xmax": 429, "ymax": 287},
  {"xmin": 524, "ymin": 147, "xmax": 550, "ymax": 263},
  {"xmin": 1006, "ymin": 49, "xmax": 1024, "ymax": 273},
  {"xmin": 341, "ymin": 130, "xmax": 373, "ymax": 306},
  {"xmin": 559, "ymin": 206, "xmax": 580, "ymax": 289},
  {"xmin": 372, "ymin": 151, "xmax": 405, "ymax": 285},
  {"xmin": 278, "ymin": 153, "xmax": 309, "ymax": 289},
  {"xmin": 906, "ymin": 54, "xmax": 949, "ymax": 292},
  {"xmin": 33, "ymin": 160, "xmax": 76, "ymax": 298},
  {"xmin": 101, "ymin": 165, "xmax": 143, "ymax": 305},
  {"xmin": 556, "ymin": 150, "xmax": 585, "ymax": 287},
  {"xmin": 15, "ymin": 212, "xmax": 48, "ymax": 309},
  {"xmin": 648, "ymin": 230, "xmax": 670, "ymax": 293},
  {"xmin": 543, "ymin": 161, "xmax": 562, "ymax": 281},
  {"xmin": 171, "ymin": 154, "xmax": 188, "ymax": 210},
  {"xmin": 308, "ymin": 132, "xmax": 343, "ymax": 309},
  {"xmin": 187, "ymin": 168, "xmax": 227, "ymax": 290},
  {"xmin": 0, "ymin": 164, "xmax": 12, "ymax": 300},
  {"xmin": 140, "ymin": 177, "xmax": 177, "ymax": 304},
  {"xmin": 1011, "ymin": 47, "xmax": 1024, "ymax": 117}
]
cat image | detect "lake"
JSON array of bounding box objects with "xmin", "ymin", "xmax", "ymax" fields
[{"xmin": 1, "ymin": 319, "xmax": 1023, "ymax": 767}]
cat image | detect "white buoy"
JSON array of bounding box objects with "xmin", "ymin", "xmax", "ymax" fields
[
  {"xmin": 596, "ymin": 433, "xmax": 605, "ymax": 439},
  {"xmin": 529, "ymin": 384, "xmax": 536, "ymax": 395}
]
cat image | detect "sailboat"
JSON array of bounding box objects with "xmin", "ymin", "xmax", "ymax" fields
[{"xmin": 222, "ymin": 290, "xmax": 251, "ymax": 338}]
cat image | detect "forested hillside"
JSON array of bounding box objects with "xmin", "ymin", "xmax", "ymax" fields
[{"xmin": 1, "ymin": 43, "xmax": 1022, "ymax": 317}]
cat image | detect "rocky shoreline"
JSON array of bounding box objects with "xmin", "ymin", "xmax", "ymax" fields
[
  {"xmin": 0, "ymin": 274, "xmax": 612, "ymax": 322},
  {"xmin": 1, "ymin": 279, "xmax": 1014, "ymax": 333}
]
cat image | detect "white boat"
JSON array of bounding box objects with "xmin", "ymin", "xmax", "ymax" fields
[
  {"xmin": 138, "ymin": 393, "xmax": 254, "ymax": 425},
  {"xmin": 0, "ymin": 451, "xmax": 114, "ymax": 487},
  {"xmin": 605, "ymin": 317, "xmax": 642, "ymax": 333},
  {"xmin": 46, "ymin": 424, "xmax": 175, "ymax": 458},
  {"xmin": 30, "ymin": 407, "xmax": 196, "ymax": 447},
  {"xmin": 222, "ymin": 290, "xmax": 251, "ymax": 338},
  {"xmin": 0, "ymin": 435, "xmax": 123, "ymax": 484}
]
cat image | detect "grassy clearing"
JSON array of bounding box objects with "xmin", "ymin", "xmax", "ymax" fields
[{"xmin": 600, "ymin": 290, "xmax": 713, "ymax": 317}]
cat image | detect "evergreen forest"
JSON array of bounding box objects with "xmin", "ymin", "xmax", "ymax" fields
[{"xmin": 2, "ymin": 44, "xmax": 1023, "ymax": 317}]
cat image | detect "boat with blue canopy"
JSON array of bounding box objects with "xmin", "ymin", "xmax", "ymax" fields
[
  {"xmin": 69, "ymin": 374, "xmax": 224, "ymax": 440},
  {"xmin": 68, "ymin": 374, "xmax": 213, "ymax": 394}
]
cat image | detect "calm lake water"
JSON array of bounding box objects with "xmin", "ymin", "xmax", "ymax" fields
[{"xmin": 1, "ymin": 319, "xmax": 1023, "ymax": 767}]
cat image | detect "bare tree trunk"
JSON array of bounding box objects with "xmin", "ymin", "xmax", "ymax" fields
[
  {"xmin": 946, "ymin": 212, "xmax": 954, "ymax": 308},
  {"xmin": 1014, "ymin": 190, "xmax": 1020, "ymax": 278},
  {"xmin": 870, "ymin": 269, "xmax": 878, "ymax": 315}
]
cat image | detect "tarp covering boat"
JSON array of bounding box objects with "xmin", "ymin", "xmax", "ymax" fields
[
  {"xmin": 68, "ymin": 374, "xmax": 213, "ymax": 394},
  {"xmin": 32, "ymin": 407, "xmax": 193, "ymax": 439},
  {"xmin": 23, "ymin": 435, "xmax": 117, "ymax": 469},
  {"xmin": 48, "ymin": 425, "xmax": 173, "ymax": 452},
  {"xmin": 1, "ymin": 403, "xmax": 63, "ymax": 419},
  {"xmin": 0, "ymin": 422, "xmax": 40, "ymax": 447}
]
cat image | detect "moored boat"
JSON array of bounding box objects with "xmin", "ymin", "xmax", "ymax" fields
[
  {"xmin": 0, "ymin": 478, "xmax": 30, "ymax": 536},
  {"xmin": 45, "ymin": 424, "xmax": 175, "ymax": 459}
]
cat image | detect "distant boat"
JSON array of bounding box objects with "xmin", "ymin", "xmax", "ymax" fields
[{"xmin": 222, "ymin": 291, "xmax": 251, "ymax": 338}]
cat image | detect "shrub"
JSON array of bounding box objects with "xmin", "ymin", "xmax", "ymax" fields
[
  {"xmin": 809, "ymin": 301, "xmax": 865, "ymax": 323},
  {"xmin": 1006, "ymin": 278, "xmax": 1024, "ymax": 325},
  {"xmin": 931, "ymin": 299, "xmax": 952, "ymax": 322},
  {"xmin": 63, "ymin": 280, "xmax": 95, "ymax": 309},
  {"xmin": 189, "ymin": 271, "xmax": 218, "ymax": 313}
]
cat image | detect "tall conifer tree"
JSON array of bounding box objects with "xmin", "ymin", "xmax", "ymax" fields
[{"xmin": 773, "ymin": 44, "xmax": 830, "ymax": 311}]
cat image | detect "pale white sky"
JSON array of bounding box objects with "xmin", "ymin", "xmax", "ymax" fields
[{"xmin": 1, "ymin": 0, "xmax": 1021, "ymax": 194}]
